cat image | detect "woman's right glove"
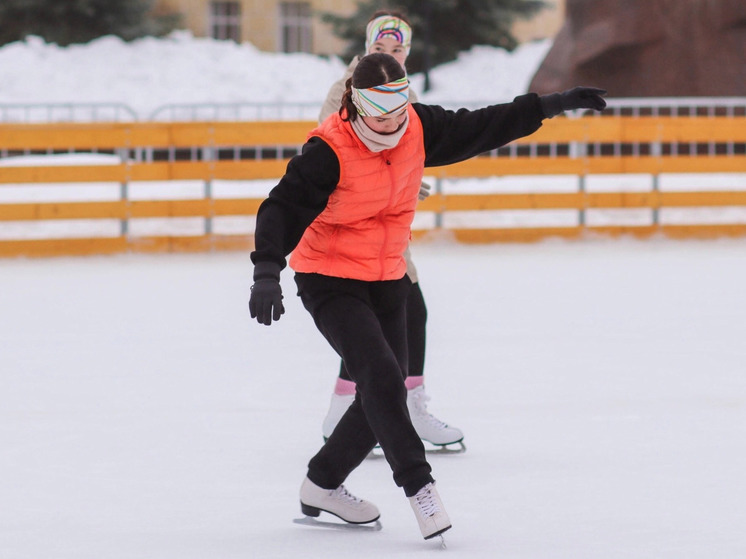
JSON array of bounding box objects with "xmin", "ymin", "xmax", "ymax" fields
[
  {"xmin": 540, "ymin": 86, "xmax": 607, "ymax": 118},
  {"xmin": 249, "ymin": 261, "xmax": 285, "ymax": 326}
]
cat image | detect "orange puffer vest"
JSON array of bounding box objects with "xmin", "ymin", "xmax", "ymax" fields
[{"xmin": 289, "ymin": 105, "xmax": 425, "ymax": 281}]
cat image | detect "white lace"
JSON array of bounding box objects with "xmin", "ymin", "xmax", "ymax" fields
[
  {"xmin": 410, "ymin": 389, "xmax": 449, "ymax": 430},
  {"xmin": 413, "ymin": 484, "xmax": 441, "ymax": 518},
  {"xmin": 332, "ymin": 485, "xmax": 363, "ymax": 505}
]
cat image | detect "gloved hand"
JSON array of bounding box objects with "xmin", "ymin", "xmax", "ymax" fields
[
  {"xmin": 249, "ymin": 261, "xmax": 285, "ymax": 325},
  {"xmin": 540, "ymin": 86, "xmax": 607, "ymax": 118},
  {"xmin": 418, "ymin": 181, "xmax": 433, "ymax": 201}
]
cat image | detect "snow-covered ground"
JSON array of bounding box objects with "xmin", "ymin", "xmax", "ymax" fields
[
  {"xmin": 0, "ymin": 32, "xmax": 552, "ymax": 121},
  {"xmin": 3, "ymin": 238, "xmax": 746, "ymax": 558}
]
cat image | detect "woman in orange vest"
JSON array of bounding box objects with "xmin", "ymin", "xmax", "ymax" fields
[
  {"xmin": 317, "ymin": 11, "xmax": 466, "ymax": 453},
  {"xmin": 249, "ymin": 52, "xmax": 605, "ymax": 541}
]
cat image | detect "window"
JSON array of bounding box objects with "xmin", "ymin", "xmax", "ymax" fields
[
  {"xmin": 210, "ymin": 1, "xmax": 241, "ymax": 42},
  {"xmin": 279, "ymin": 2, "xmax": 312, "ymax": 53}
]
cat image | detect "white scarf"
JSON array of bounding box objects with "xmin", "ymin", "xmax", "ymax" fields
[{"xmin": 350, "ymin": 115, "xmax": 409, "ymax": 152}]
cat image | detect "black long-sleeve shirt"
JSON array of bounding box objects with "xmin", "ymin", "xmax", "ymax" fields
[{"xmin": 251, "ymin": 93, "xmax": 547, "ymax": 269}]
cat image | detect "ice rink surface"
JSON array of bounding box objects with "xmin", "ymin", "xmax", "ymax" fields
[{"xmin": 3, "ymin": 236, "xmax": 746, "ymax": 558}]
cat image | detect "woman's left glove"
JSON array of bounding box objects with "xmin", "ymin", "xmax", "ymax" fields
[
  {"xmin": 418, "ymin": 181, "xmax": 433, "ymax": 201},
  {"xmin": 249, "ymin": 261, "xmax": 285, "ymax": 325},
  {"xmin": 540, "ymin": 86, "xmax": 607, "ymax": 118}
]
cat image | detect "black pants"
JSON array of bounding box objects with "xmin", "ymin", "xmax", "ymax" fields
[
  {"xmin": 339, "ymin": 280, "xmax": 427, "ymax": 380},
  {"xmin": 295, "ymin": 272, "xmax": 434, "ymax": 497}
]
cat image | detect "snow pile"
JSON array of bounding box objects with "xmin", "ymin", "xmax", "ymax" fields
[
  {"xmin": 0, "ymin": 31, "xmax": 551, "ymax": 119},
  {"xmin": 413, "ymin": 40, "xmax": 553, "ymax": 106}
]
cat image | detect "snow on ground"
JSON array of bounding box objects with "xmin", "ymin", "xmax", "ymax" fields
[
  {"xmin": 0, "ymin": 32, "xmax": 552, "ymax": 120},
  {"xmin": 2, "ymin": 237, "xmax": 746, "ymax": 558}
]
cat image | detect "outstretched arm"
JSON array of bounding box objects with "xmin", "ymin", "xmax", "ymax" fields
[
  {"xmin": 414, "ymin": 93, "xmax": 545, "ymax": 167},
  {"xmin": 416, "ymin": 87, "xmax": 607, "ymax": 168}
]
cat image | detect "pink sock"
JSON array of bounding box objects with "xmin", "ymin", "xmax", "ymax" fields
[
  {"xmin": 405, "ymin": 376, "xmax": 424, "ymax": 390},
  {"xmin": 334, "ymin": 378, "xmax": 357, "ymax": 395}
]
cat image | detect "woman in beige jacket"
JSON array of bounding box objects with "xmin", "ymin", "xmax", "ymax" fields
[{"xmin": 317, "ymin": 11, "xmax": 465, "ymax": 452}]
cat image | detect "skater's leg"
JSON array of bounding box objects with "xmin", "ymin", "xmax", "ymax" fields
[
  {"xmin": 322, "ymin": 253, "xmax": 422, "ymax": 438},
  {"xmin": 332, "ymin": 250, "xmax": 420, "ymax": 391},
  {"xmin": 405, "ymin": 281, "xmax": 427, "ymax": 380},
  {"xmin": 297, "ymin": 274, "xmax": 433, "ymax": 495},
  {"xmin": 318, "ymin": 318, "xmax": 356, "ymax": 441},
  {"xmin": 402, "ymin": 278, "xmax": 465, "ymax": 447},
  {"xmin": 310, "ymin": 294, "xmax": 432, "ymax": 493}
]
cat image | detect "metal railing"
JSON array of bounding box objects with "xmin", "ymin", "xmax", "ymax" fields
[
  {"xmin": 147, "ymin": 101, "xmax": 323, "ymax": 122},
  {"xmin": 2, "ymin": 98, "xmax": 745, "ymax": 124},
  {"xmin": 0, "ymin": 103, "xmax": 138, "ymax": 123}
]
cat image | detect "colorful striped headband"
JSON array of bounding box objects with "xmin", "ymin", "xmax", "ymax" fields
[
  {"xmin": 365, "ymin": 16, "xmax": 412, "ymax": 55},
  {"xmin": 351, "ymin": 77, "xmax": 410, "ymax": 117}
]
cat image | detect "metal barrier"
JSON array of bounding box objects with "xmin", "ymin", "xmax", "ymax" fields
[
  {"xmin": 2, "ymin": 98, "xmax": 745, "ymax": 123},
  {"xmin": 0, "ymin": 103, "xmax": 138, "ymax": 123},
  {"xmin": 0, "ymin": 101, "xmax": 323, "ymax": 123},
  {"xmin": 147, "ymin": 102, "xmax": 323, "ymax": 122}
]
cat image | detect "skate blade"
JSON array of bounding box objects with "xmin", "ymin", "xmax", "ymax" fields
[
  {"xmin": 293, "ymin": 516, "xmax": 382, "ymax": 532},
  {"xmin": 364, "ymin": 441, "xmax": 466, "ymax": 460},
  {"xmin": 425, "ymin": 440, "xmax": 466, "ymax": 455},
  {"xmin": 439, "ymin": 534, "xmax": 447, "ymax": 549}
]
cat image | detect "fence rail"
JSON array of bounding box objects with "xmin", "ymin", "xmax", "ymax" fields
[
  {"xmin": 0, "ymin": 103, "xmax": 139, "ymax": 123},
  {"xmin": 1, "ymin": 112, "xmax": 745, "ymax": 257},
  {"xmin": 3, "ymin": 98, "xmax": 746, "ymax": 123}
]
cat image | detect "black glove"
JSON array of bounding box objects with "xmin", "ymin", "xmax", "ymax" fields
[
  {"xmin": 249, "ymin": 261, "xmax": 285, "ymax": 326},
  {"xmin": 540, "ymin": 86, "xmax": 607, "ymax": 118}
]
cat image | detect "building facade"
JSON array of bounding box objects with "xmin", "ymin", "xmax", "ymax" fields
[{"xmin": 162, "ymin": 0, "xmax": 564, "ymax": 56}]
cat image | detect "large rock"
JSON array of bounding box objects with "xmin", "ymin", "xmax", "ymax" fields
[{"xmin": 529, "ymin": 0, "xmax": 746, "ymax": 96}]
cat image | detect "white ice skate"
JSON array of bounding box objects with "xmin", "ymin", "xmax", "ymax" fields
[
  {"xmin": 407, "ymin": 386, "xmax": 466, "ymax": 453},
  {"xmin": 321, "ymin": 393, "xmax": 355, "ymax": 440},
  {"xmin": 323, "ymin": 387, "xmax": 465, "ymax": 454},
  {"xmin": 298, "ymin": 477, "xmax": 381, "ymax": 526},
  {"xmin": 408, "ymin": 482, "xmax": 451, "ymax": 541}
]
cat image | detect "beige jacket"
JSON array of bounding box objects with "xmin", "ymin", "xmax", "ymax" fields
[{"xmin": 318, "ymin": 55, "xmax": 421, "ymax": 282}]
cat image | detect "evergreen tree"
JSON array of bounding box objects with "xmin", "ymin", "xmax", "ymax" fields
[
  {"xmin": 323, "ymin": 0, "xmax": 547, "ymax": 80},
  {"xmin": 0, "ymin": 0, "xmax": 182, "ymax": 47}
]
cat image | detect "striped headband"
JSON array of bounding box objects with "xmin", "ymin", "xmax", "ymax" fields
[
  {"xmin": 351, "ymin": 77, "xmax": 410, "ymax": 117},
  {"xmin": 365, "ymin": 16, "xmax": 412, "ymax": 55}
]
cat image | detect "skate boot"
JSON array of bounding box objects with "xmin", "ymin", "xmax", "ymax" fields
[
  {"xmin": 408, "ymin": 482, "xmax": 451, "ymax": 540},
  {"xmin": 300, "ymin": 477, "xmax": 380, "ymax": 524},
  {"xmin": 321, "ymin": 393, "xmax": 354, "ymax": 440},
  {"xmin": 407, "ymin": 386, "xmax": 465, "ymax": 452}
]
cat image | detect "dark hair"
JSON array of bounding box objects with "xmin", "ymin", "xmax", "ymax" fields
[
  {"xmin": 368, "ymin": 10, "xmax": 411, "ymax": 26},
  {"xmin": 340, "ymin": 52, "xmax": 407, "ymax": 122}
]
